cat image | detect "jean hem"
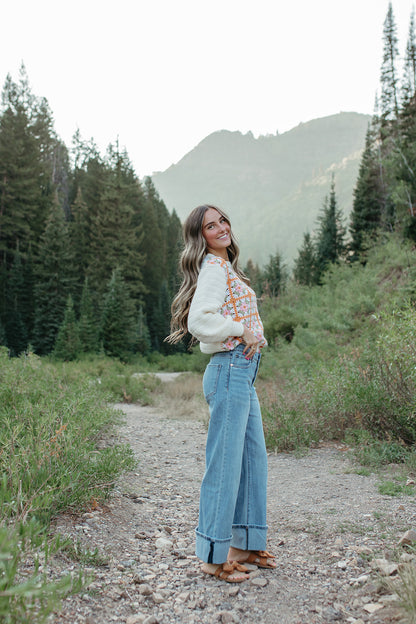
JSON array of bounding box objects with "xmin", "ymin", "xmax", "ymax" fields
[
  {"xmin": 195, "ymin": 529, "xmax": 232, "ymax": 564},
  {"xmin": 230, "ymin": 524, "xmax": 268, "ymax": 551}
]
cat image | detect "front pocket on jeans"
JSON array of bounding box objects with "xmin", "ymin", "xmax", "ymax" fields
[
  {"xmin": 232, "ymin": 350, "xmax": 252, "ymax": 369},
  {"xmin": 203, "ymin": 363, "xmax": 221, "ymax": 403}
]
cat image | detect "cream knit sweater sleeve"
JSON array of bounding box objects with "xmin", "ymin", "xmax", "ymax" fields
[{"xmin": 188, "ymin": 261, "xmax": 244, "ymax": 344}]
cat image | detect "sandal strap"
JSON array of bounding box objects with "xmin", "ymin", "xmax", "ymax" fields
[
  {"xmin": 215, "ymin": 560, "xmax": 248, "ymax": 579},
  {"xmin": 255, "ymin": 550, "xmax": 275, "ymax": 559}
]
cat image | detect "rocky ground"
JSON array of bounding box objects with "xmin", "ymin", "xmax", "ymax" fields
[{"xmin": 49, "ymin": 375, "xmax": 416, "ymax": 624}]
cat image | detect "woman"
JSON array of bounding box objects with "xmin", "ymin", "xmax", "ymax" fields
[{"xmin": 166, "ymin": 204, "xmax": 275, "ymax": 583}]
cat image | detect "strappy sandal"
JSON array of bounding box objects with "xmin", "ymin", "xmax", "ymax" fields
[
  {"xmin": 234, "ymin": 550, "xmax": 276, "ymax": 569},
  {"xmin": 204, "ymin": 561, "xmax": 249, "ymax": 583}
]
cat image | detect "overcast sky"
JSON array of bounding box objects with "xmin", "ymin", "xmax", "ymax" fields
[{"xmin": 1, "ymin": 0, "xmax": 415, "ymax": 177}]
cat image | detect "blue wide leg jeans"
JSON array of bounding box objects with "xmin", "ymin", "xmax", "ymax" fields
[{"xmin": 196, "ymin": 344, "xmax": 268, "ymax": 564}]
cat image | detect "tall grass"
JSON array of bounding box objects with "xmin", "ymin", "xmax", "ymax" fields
[{"xmin": 0, "ymin": 348, "xmax": 137, "ymax": 622}]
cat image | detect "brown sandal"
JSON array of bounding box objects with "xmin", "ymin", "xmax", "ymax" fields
[
  {"xmin": 208, "ymin": 561, "xmax": 249, "ymax": 583},
  {"xmin": 234, "ymin": 550, "xmax": 276, "ymax": 569}
]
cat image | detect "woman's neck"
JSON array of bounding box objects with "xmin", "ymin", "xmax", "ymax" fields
[{"xmin": 207, "ymin": 247, "xmax": 229, "ymax": 261}]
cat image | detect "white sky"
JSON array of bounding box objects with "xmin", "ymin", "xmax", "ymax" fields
[{"xmin": 1, "ymin": 0, "xmax": 415, "ymax": 177}]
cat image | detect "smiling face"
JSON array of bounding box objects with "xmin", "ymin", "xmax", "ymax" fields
[{"xmin": 202, "ymin": 208, "xmax": 231, "ymax": 259}]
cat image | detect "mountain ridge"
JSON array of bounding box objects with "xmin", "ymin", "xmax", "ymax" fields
[{"xmin": 152, "ymin": 112, "xmax": 371, "ymax": 266}]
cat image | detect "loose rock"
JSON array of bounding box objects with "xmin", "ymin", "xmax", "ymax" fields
[{"xmin": 47, "ymin": 401, "xmax": 415, "ymax": 624}]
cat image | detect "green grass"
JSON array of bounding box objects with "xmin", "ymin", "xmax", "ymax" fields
[
  {"xmin": 378, "ymin": 480, "xmax": 415, "ymax": 497},
  {"xmin": 0, "ymin": 348, "xmax": 137, "ymax": 622},
  {"xmin": 0, "ymin": 520, "xmax": 84, "ymax": 624},
  {"xmin": 59, "ymin": 538, "xmax": 110, "ymax": 567}
]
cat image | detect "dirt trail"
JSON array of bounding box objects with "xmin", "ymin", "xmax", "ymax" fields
[{"xmin": 51, "ymin": 383, "xmax": 416, "ymax": 624}]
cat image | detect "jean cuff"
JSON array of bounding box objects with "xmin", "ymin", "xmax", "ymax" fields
[
  {"xmin": 231, "ymin": 524, "xmax": 268, "ymax": 551},
  {"xmin": 195, "ymin": 529, "xmax": 232, "ymax": 564}
]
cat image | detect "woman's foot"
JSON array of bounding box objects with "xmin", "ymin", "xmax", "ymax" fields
[
  {"xmin": 201, "ymin": 561, "xmax": 249, "ymax": 582},
  {"xmin": 227, "ymin": 547, "xmax": 277, "ymax": 569}
]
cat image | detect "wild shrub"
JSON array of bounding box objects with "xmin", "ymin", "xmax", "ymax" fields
[
  {"xmin": 259, "ymin": 236, "xmax": 416, "ymax": 450},
  {"xmin": 312, "ymin": 305, "xmax": 416, "ymax": 443},
  {"xmin": 262, "ymin": 304, "xmax": 300, "ymax": 345}
]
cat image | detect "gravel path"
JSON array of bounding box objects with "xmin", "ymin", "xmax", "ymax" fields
[{"xmin": 50, "ymin": 388, "xmax": 416, "ymax": 624}]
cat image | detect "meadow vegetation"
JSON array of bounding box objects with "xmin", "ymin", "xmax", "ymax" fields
[
  {"xmin": 258, "ymin": 235, "xmax": 416, "ymax": 460},
  {"xmin": 0, "ymin": 349, "xmax": 150, "ymax": 622}
]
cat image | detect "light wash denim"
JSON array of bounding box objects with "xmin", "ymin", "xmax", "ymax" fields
[{"xmin": 195, "ymin": 344, "xmax": 268, "ymax": 564}]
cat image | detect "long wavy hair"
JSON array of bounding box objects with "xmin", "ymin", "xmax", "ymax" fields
[{"xmin": 165, "ymin": 204, "xmax": 248, "ymax": 344}]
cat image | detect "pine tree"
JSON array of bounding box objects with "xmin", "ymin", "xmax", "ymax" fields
[
  {"xmin": 134, "ymin": 306, "xmax": 151, "ymax": 354},
  {"xmin": 87, "ymin": 145, "xmax": 145, "ymax": 304},
  {"xmin": 4, "ymin": 248, "xmax": 28, "ymax": 355},
  {"xmin": 262, "ymin": 251, "xmax": 286, "ymax": 297},
  {"xmin": 152, "ymin": 280, "xmax": 174, "ymax": 354},
  {"xmin": 101, "ymin": 268, "xmax": 136, "ymax": 359},
  {"xmin": 32, "ymin": 196, "xmax": 74, "ymax": 354},
  {"xmin": 78, "ymin": 277, "xmax": 100, "ymax": 353},
  {"xmin": 244, "ymin": 259, "xmax": 264, "ymax": 296},
  {"xmin": 166, "ymin": 209, "xmax": 182, "ymax": 294},
  {"xmin": 0, "ymin": 86, "xmax": 43, "ymax": 263},
  {"xmin": 69, "ymin": 187, "xmax": 90, "ymax": 303},
  {"xmin": 293, "ymin": 232, "xmax": 316, "ymax": 286},
  {"xmin": 0, "ymin": 317, "xmax": 6, "ymax": 347},
  {"xmin": 53, "ymin": 295, "xmax": 81, "ymax": 360},
  {"xmin": 68, "ymin": 137, "xmax": 107, "ymax": 297},
  {"xmin": 349, "ymin": 126, "xmax": 385, "ymax": 257},
  {"xmin": 0, "ymin": 262, "xmax": 6, "ymax": 333},
  {"xmin": 0, "ymin": 66, "xmax": 57, "ymax": 266},
  {"xmin": 315, "ymin": 178, "xmax": 346, "ymax": 281},
  {"xmin": 141, "ymin": 178, "xmax": 168, "ymax": 349},
  {"xmin": 389, "ymin": 8, "xmax": 416, "ymax": 241},
  {"xmin": 380, "ymin": 3, "xmax": 400, "ymax": 123},
  {"xmin": 392, "ymin": 96, "xmax": 416, "ymax": 239},
  {"xmin": 402, "ymin": 8, "xmax": 416, "ymax": 106},
  {"xmin": 21, "ymin": 244, "xmax": 35, "ymax": 340}
]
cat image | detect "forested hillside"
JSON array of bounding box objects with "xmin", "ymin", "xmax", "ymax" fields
[
  {"xmin": 152, "ymin": 112, "xmax": 370, "ymax": 265},
  {"xmin": 0, "ymin": 68, "xmax": 183, "ymax": 358}
]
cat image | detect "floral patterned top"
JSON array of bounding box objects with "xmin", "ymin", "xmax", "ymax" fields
[{"xmin": 187, "ymin": 253, "xmax": 267, "ymax": 354}]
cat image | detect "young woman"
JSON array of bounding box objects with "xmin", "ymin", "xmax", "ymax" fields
[{"xmin": 166, "ymin": 204, "xmax": 275, "ymax": 583}]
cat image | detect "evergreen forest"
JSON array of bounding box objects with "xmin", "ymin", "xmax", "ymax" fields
[{"xmin": 0, "ymin": 68, "xmax": 185, "ymax": 359}]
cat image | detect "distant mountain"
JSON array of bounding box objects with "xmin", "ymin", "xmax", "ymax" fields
[{"xmin": 152, "ymin": 112, "xmax": 371, "ymax": 266}]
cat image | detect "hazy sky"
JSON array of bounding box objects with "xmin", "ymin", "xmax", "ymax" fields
[{"xmin": 1, "ymin": 0, "xmax": 415, "ymax": 177}]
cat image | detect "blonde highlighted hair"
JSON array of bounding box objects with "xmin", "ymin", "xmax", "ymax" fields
[{"xmin": 166, "ymin": 204, "xmax": 248, "ymax": 344}]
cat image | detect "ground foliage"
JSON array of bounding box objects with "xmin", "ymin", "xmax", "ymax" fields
[
  {"xmin": 259, "ymin": 234, "xmax": 416, "ymax": 454},
  {"xmin": 0, "ymin": 347, "xmax": 141, "ymax": 622}
]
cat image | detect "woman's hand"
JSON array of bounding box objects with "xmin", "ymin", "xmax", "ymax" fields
[{"xmin": 241, "ymin": 326, "xmax": 260, "ymax": 359}]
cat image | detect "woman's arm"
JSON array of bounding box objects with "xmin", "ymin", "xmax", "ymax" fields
[{"xmin": 188, "ymin": 262, "xmax": 244, "ymax": 343}]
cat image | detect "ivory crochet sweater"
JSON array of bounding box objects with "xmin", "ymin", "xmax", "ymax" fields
[{"xmin": 188, "ymin": 254, "xmax": 267, "ymax": 354}]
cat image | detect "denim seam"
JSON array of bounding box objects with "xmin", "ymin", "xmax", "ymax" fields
[
  {"xmin": 247, "ymin": 390, "xmax": 253, "ymax": 547},
  {"xmin": 196, "ymin": 530, "xmax": 232, "ymax": 543},
  {"xmin": 213, "ymin": 358, "xmax": 232, "ymax": 534},
  {"xmin": 204, "ymin": 363, "xmax": 221, "ymax": 403},
  {"xmin": 232, "ymin": 524, "xmax": 268, "ymax": 529}
]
